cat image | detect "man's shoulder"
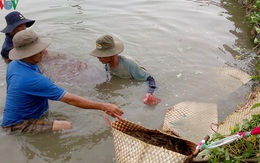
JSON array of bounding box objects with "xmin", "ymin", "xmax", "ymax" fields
[
  {"xmin": 8, "ymin": 60, "xmax": 18, "ymax": 67},
  {"xmin": 120, "ymin": 55, "xmax": 138, "ymax": 64},
  {"xmin": 120, "ymin": 55, "xmax": 135, "ymax": 61},
  {"xmin": 120, "ymin": 55, "xmax": 144, "ymax": 68}
]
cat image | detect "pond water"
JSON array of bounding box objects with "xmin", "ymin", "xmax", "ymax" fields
[{"xmin": 0, "ymin": 0, "xmax": 257, "ymax": 162}]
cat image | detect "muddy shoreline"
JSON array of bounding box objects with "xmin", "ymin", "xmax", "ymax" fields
[{"xmin": 235, "ymin": 0, "xmax": 260, "ymax": 54}]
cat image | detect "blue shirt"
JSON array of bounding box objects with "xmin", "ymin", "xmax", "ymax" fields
[
  {"xmin": 2, "ymin": 60, "xmax": 66, "ymax": 126},
  {"xmin": 1, "ymin": 34, "xmax": 13, "ymax": 59}
]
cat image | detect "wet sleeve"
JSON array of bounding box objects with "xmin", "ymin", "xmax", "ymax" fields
[
  {"xmin": 124, "ymin": 59, "xmax": 149, "ymax": 81},
  {"xmin": 147, "ymin": 76, "xmax": 157, "ymax": 94},
  {"xmin": 1, "ymin": 36, "xmax": 13, "ymax": 59},
  {"xmin": 33, "ymin": 75, "xmax": 66, "ymax": 100}
]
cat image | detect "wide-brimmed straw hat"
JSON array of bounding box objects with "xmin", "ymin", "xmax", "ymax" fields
[
  {"xmin": 1, "ymin": 11, "xmax": 35, "ymax": 34},
  {"xmin": 9, "ymin": 29, "xmax": 52, "ymax": 60},
  {"xmin": 90, "ymin": 35, "xmax": 124, "ymax": 57}
]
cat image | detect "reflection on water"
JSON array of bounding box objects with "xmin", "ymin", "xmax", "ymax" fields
[
  {"xmin": 11, "ymin": 129, "xmax": 113, "ymax": 163},
  {"xmin": 95, "ymin": 76, "xmax": 141, "ymax": 106},
  {"xmin": 0, "ymin": 0, "xmax": 257, "ymax": 162}
]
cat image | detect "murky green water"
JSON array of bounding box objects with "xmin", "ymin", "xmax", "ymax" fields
[{"xmin": 0, "ymin": 0, "xmax": 257, "ymax": 162}]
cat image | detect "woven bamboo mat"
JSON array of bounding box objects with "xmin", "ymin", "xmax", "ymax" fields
[
  {"xmin": 163, "ymin": 101, "xmax": 218, "ymax": 143},
  {"xmin": 162, "ymin": 67, "xmax": 252, "ymax": 142},
  {"xmin": 215, "ymin": 67, "xmax": 251, "ymax": 85},
  {"xmin": 217, "ymin": 87, "xmax": 260, "ymax": 135}
]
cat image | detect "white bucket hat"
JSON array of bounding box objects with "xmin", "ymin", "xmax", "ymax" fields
[{"xmin": 9, "ymin": 29, "xmax": 52, "ymax": 60}]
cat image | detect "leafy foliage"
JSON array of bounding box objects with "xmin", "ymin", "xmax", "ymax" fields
[
  {"xmin": 206, "ymin": 114, "xmax": 260, "ymax": 162},
  {"xmin": 249, "ymin": 0, "xmax": 260, "ymax": 26}
]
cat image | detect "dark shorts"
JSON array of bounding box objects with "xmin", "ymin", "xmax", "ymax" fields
[{"xmin": 2, "ymin": 119, "xmax": 54, "ymax": 133}]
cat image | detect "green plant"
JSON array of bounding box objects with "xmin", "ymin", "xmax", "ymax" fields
[
  {"xmin": 206, "ymin": 113, "xmax": 260, "ymax": 162},
  {"xmin": 249, "ymin": 0, "xmax": 260, "ymax": 25}
]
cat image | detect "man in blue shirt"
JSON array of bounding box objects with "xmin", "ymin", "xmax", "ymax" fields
[
  {"xmin": 90, "ymin": 35, "xmax": 161, "ymax": 106},
  {"xmin": 2, "ymin": 30, "xmax": 124, "ymax": 133}
]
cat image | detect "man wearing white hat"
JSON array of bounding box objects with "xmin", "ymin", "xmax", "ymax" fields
[{"xmin": 1, "ymin": 29, "xmax": 124, "ymax": 133}]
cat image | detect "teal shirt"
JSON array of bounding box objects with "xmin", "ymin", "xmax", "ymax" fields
[{"xmin": 105, "ymin": 55, "xmax": 150, "ymax": 81}]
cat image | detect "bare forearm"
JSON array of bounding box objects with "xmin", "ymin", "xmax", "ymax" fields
[
  {"xmin": 60, "ymin": 92, "xmax": 105, "ymax": 111},
  {"xmin": 60, "ymin": 92, "xmax": 124, "ymax": 117}
]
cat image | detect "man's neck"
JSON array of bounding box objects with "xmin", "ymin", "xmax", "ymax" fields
[
  {"xmin": 109, "ymin": 55, "xmax": 119, "ymax": 69},
  {"xmin": 22, "ymin": 58, "xmax": 36, "ymax": 64}
]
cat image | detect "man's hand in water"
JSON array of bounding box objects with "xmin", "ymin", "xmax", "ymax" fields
[{"xmin": 143, "ymin": 93, "xmax": 161, "ymax": 106}]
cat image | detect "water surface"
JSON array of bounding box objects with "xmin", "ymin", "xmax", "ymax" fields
[{"xmin": 0, "ymin": 0, "xmax": 257, "ymax": 162}]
